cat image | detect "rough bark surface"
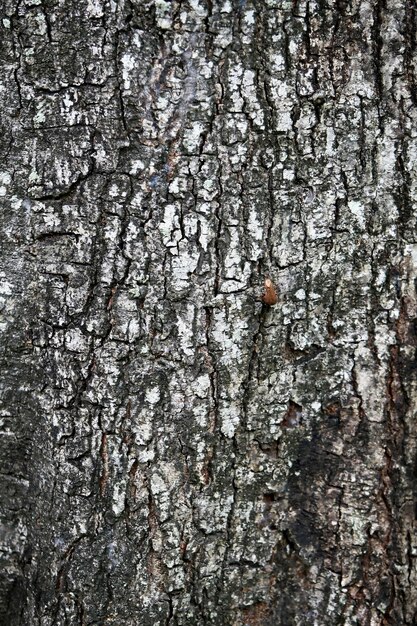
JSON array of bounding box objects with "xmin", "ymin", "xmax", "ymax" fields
[{"xmin": 1, "ymin": 0, "xmax": 417, "ymax": 624}]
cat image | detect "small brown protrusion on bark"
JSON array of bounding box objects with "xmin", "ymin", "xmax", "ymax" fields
[{"xmin": 262, "ymin": 278, "xmax": 278, "ymax": 306}]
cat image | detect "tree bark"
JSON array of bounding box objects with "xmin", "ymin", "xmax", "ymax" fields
[{"xmin": 1, "ymin": 0, "xmax": 416, "ymax": 624}]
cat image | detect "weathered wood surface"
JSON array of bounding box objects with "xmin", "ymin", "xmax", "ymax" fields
[{"xmin": 1, "ymin": 1, "xmax": 416, "ymax": 624}]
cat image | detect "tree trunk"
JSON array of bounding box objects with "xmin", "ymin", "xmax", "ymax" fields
[{"xmin": 1, "ymin": 0, "xmax": 416, "ymax": 624}]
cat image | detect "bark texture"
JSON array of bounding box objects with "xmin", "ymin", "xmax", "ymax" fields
[{"xmin": 1, "ymin": 0, "xmax": 417, "ymax": 624}]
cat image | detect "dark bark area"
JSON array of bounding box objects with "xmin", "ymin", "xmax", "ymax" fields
[{"xmin": 0, "ymin": 0, "xmax": 416, "ymax": 624}]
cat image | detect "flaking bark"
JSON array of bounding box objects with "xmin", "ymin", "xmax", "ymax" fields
[{"xmin": 0, "ymin": 0, "xmax": 417, "ymax": 624}]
